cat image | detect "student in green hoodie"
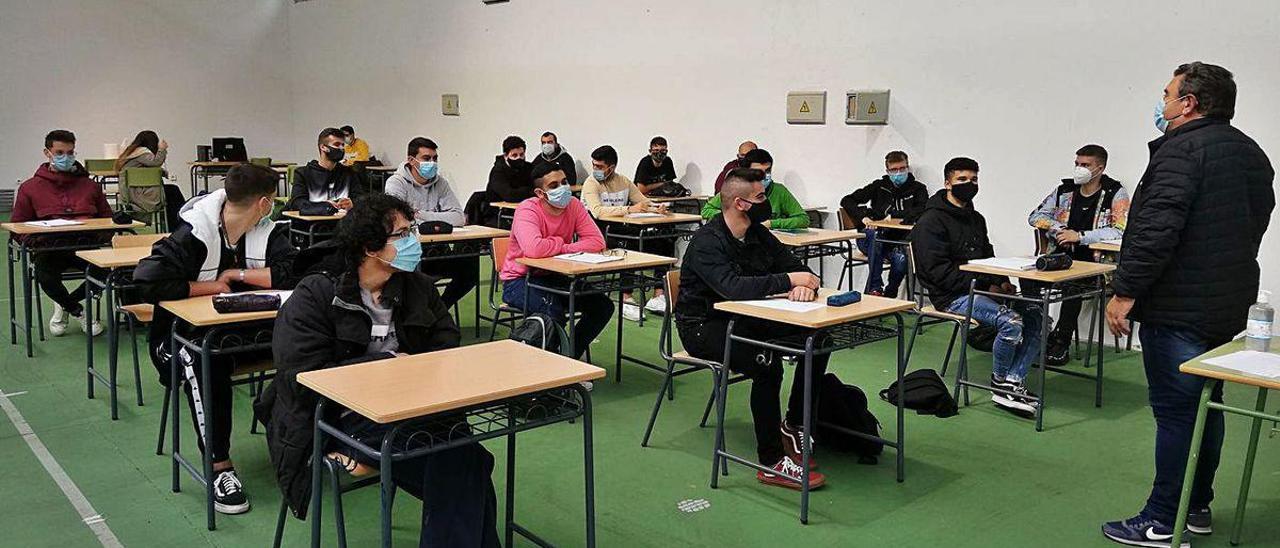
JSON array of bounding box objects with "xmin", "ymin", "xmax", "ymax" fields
[{"xmin": 701, "ymin": 148, "xmax": 808, "ymax": 229}]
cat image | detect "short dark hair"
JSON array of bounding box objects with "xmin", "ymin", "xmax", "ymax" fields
[
  {"xmin": 45, "ymin": 129, "xmax": 76, "ymax": 149},
  {"xmin": 590, "ymin": 145, "xmax": 618, "ymax": 166},
  {"xmin": 340, "ymin": 125, "xmax": 354, "ymax": 135},
  {"xmin": 649, "ymin": 136, "xmax": 668, "ymax": 148},
  {"xmin": 530, "ymin": 161, "xmax": 564, "ymax": 188},
  {"xmin": 724, "ymin": 167, "xmax": 765, "ymax": 186},
  {"xmin": 502, "ymin": 135, "xmax": 526, "ymax": 153},
  {"xmin": 337, "ymin": 193, "xmax": 415, "ymax": 270},
  {"xmin": 1174, "ymin": 62, "xmax": 1236, "ymax": 120},
  {"xmin": 885, "ymin": 151, "xmax": 909, "ymax": 164},
  {"xmin": 224, "ymin": 163, "xmax": 278, "ymax": 204},
  {"xmin": 406, "ymin": 137, "xmax": 438, "ymax": 157},
  {"xmin": 943, "ymin": 157, "xmax": 980, "ymax": 179},
  {"xmin": 1076, "ymin": 144, "xmax": 1108, "ymax": 165},
  {"xmin": 541, "ymin": 131, "xmax": 557, "ymax": 140},
  {"xmin": 739, "ymin": 148, "xmax": 773, "ymax": 168},
  {"xmin": 318, "ymin": 127, "xmax": 344, "ymax": 145}
]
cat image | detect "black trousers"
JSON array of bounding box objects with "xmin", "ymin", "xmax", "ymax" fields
[
  {"xmin": 601, "ymin": 224, "xmax": 678, "ymax": 258},
  {"xmin": 334, "ymin": 413, "xmax": 501, "ymax": 548},
  {"xmin": 33, "ymin": 250, "xmax": 103, "ymax": 316},
  {"xmin": 678, "ymin": 316, "xmax": 830, "ymax": 465},
  {"xmin": 1024, "ymin": 246, "xmax": 1096, "ymax": 338},
  {"xmin": 421, "ymin": 255, "xmax": 480, "ymax": 307}
]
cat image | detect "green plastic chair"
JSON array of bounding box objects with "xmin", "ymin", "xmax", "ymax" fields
[
  {"xmin": 249, "ymin": 157, "xmax": 272, "ymax": 166},
  {"xmin": 119, "ymin": 167, "xmax": 168, "ymax": 230},
  {"xmin": 84, "ymin": 158, "xmax": 116, "ymax": 172}
]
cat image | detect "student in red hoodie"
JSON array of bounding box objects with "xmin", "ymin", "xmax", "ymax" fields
[{"xmin": 11, "ymin": 130, "xmax": 114, "ymax": 336}]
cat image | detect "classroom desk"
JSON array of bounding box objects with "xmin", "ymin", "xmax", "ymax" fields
[
  {"xmin": 1088, "ymin": 241, "xmax": 1122, "ymax": 253},
  {"xmin": 595, "ymin": 212, "xmax": 702, "ymax": 251},
  {"xmin": 712, "ymin": 290, "xmax": 916, "ymax": 524},
  {"xmin": 649, "ymin": 194, "xmax": 710, "ymax": 214},
  {"xmin": 282, "ymin": 209, "xmax": 347, "ymax": 247},
  {"xmin": 161, "ymin": 292, "xmax": 280, "ymax": 531},
  {"xmin": 297, "ymin": 340, "xmax": 605, "ymax": 547},
  {"xmin": 517, "ymin": 250, "xmax": 677, "ymax": 376},
  {"xmin": 489, "ymin": 201, "xmax": 522, "ymax": 229},
  {"xmin": 955, "ymin": 260, "xmax": 1117, "ymax": 431},
  {"xmin": 364, "ymin": 165, "xmax": 397, "ymax": 192},
  {"xmin": 771, "ymin": 228, "xmax": 865, "ymax": 290},
  {"xmin": 859, "ymin": 218, "xmax": 917, "ymax": 297},
  {"xmin": 190, "ymin": 161, "xmax": 294, "ymax": 196},
  {"xmin": 76, "ymin": 246, "xmax": 152, "ymax": 419},
  {"xmin": 417, "ymin": 225, "xmax": 511, "ymax": 337},
  {"xmin": 1, "ymin": 219, "xmax": 144, "ymax": 357},
  {"xmin": 1171, "ymin": 339, "xmax": 1280, "ymax": 548}
]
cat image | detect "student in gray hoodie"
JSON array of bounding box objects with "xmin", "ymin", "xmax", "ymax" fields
[{"xmin": 384, "ymin": 137, "xmax": 476, "ymax": 306}]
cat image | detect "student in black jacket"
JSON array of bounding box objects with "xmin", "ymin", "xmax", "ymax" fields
[
  {"xmin": 838, "ymin": 150, "xmax": 929, "ymax": 297},
  {"xmin": 482, "ymin": 135, "xmax": 533, "ymax": 226},
  {"xmin": 912, "ymin": 157, "xmax": 1043, "ymax": 418},
  {"xmin": 256, "ymin": 194, "xmax": 498, "ymax": 546},
  {"xmin": 287, "ymin": 127, "xmax": 365, "ymax": 212},
  {"xmin": 675, "ymin": 168, "xmax": 827, "ymax": 491},
  {"xmin": 133, "ymin": 163, "xmax": 300, "ymax": 515},
  {"xmin": 531, "ymin": 131, "xmax": 578, "ymax": 184},
  {"xmin": 633, "ymin": 135, "xmax": 677, "ymax": 195}
]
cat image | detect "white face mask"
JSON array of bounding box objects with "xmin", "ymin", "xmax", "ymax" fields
[
  {"xmin": 1071, "ymin": 165, "xmax": 1096, "ymax": 186},
  {"xmin": 541, "ymin": 142, "xmax": 556, "ymax": 156}
]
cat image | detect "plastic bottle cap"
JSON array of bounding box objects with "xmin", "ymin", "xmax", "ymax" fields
[{"xmin": 1260, "ymin": 290, "xmax": 1272, "ymax": 304}]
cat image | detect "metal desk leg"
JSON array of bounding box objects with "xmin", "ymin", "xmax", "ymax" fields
[
  {"xmin": 21, "ymin": 246, "xmax": 33, "ymax": 357},
  {"xmin": 189, "ymin": 165, "xmax": 198, "ymax": 198},
  {"xmin": 200, "ymin": 336, "xmax": 216, "ymax": 530},
  {"xmin": 894, "ymin": 313, "xmax": 906, "ymax": 482},
  {"xmin": 954, "ymin": 280, "xmax": 977, "ymax": 406},
  {"xmin": 1171, "ymin": 381, "xmax": 1215, "ymax": 548},
  {"xmin": 505, "ymin": 428, "xmax": 517, "ymax": 548},
  {"xmin": 1035, "ymin": 293, "xmax": 1050, "ymax": 432},
  {"xmin": 799, "ymin": 334, "xmax": 815, "ymax": 524},
  {"xmin": 582, "ymin": 388, "xmax": 597, "ymax": 548},
  {"xmin": 106, "ymin": 272, "xmax": 119, "ymax": 419},
  {"xmin": 710, "ymin": 319, "xmax": 736, "ymax": 487},
  {"xmin": 8, "ymin": 242, "xmax": 16, "ymax": 344},
  {"xmin": 1095, "ymin": 278, "xmax": 1105, "ymax": 408},
  {"xmin": 379, "ymin": 431, "xmax": 396, "ymax": 548},
  {"xmin": 85, "ymin": 268, "xmax": 96, "ymax": 400},
  {"xmin": 310, "ymin": 402, "xmax": 326, "ymax": 548},
  {"xmin": 170, "ymin": 328, "xmax": 182, "ymax": 493},
  {"xmin": 567, "ymin": 278, "xmax": 579, "ymax": 362},
  {"xmin": 1230, "ymin": 388, "xmax": 1269, "ymax": 545},
  {"xmin": 615, "ymin": 284, "xmax": 625, "ymax": 379}
]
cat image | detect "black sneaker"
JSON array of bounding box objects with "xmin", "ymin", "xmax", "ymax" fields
[
  {"xmin": 1186, "ymin": 507, "xmax": 1212, "ymax": 535},
  {"xmin": 992, "ymin": 381, "xmax": 1039, "ymax": 418},
  {"xmin": 1102, "ymin": 514, "xmax": 1189, "ymax": 547},
  {"xmin": 990, "ymin": 374, "xmax": 1016, "ymax": 392},
  {"xmin": 213, "ymin": 469, "xmax": 250, "ymax": 515},
  {"xmin": 1045, "ymin": 331, "xmax": 1071, "ymax": 366}
]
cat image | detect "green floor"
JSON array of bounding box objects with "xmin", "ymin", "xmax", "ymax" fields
[{"xmin": 2, "ymin": 267, "xmax": 1278, "ymax": 547}]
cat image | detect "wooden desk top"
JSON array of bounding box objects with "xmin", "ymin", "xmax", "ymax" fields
[
  {"xmin": 517, "ymin": 249, "xmax": 677, "ymax": 277},
  {"xmin": 595, "ymin": 212, "xmax": 703, "ymax": 226},
  {"xmin": 490, "ymin": 201, "xmax": 522, "ymax": 211},
  {"xmin": 75, "ymin": 246, "xmax": 151, "ymax": 269},
  {"xmin": 864, "ymin": 218, "xmax": 914, "ymax": 231},
  {"xmin": 418, "ymin": 225, "xmax": 509, "ymax": 244},
  {"xmin": 1089, "ymin": 242, "xmax": 1122, "ymax": 253},
  {"xmin": 89, "ymin": 170, "xmax": 120, "ymax": 178},
  {"xmin": 1, "ymin": 218, "xmax": 144, "ymax": 236},
  {"xmin": 959, "ymin": 260, "xmax": 1116, "ymax": 283},
  {"xmin": 188, "ymin": 161, "xmax": 294, "ymax": 167},
  {"xmin": 650, "ymin": 195, "xmax": 710, "ymax": 203},
  {"xmin": 159, "ymin": 292, "xmax": 281, "ymax": 327},
  {"xmin": 365, "ymin": 165, "xmax": 398, "ymax": 172},
  {"xmin": 1181, "ymin": 339, "xmax": 1280, "ymax": 391},
  {"xmin": 804, "ymin": 206, "xmax": 829, "ymax": 213},
  {"xmin": 715, "ymin": 288, "xmax": 915, "ymax": 329},
  {"xmin": 282, "ymin": 210, "xmax": 347, "ymax": 222},
  {"xmin": 297, "ymin": 340, "xmax": 606, "ymax": 424},
  {"xmin": 771, "ymin": 228, "xmax": 864, "ymax": 247}
]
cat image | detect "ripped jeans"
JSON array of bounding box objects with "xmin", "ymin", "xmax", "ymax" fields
[{"xmin": 946, "ymin": 294, "xmax": 1044, "ymax": 382}]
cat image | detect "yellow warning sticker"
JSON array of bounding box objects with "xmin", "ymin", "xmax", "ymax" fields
[
  {"xmin": 799, "ymin": 101, "xmax": 810, "ymax": 114},
  {"xmin": 867, "ymin": 101, "xmax": 877, "ymax": 115}
]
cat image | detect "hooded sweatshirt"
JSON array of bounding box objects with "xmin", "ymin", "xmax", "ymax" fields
[
  {"xmin": 531, "ymin": 145, "xmax": 578, "ymax": 184},
  {"xmin": 11, "ymin": 162, "xmax": 113, "ymax": 224},
  {"xmin": 839, "ymin": 173, "xmax": 929, "ymax": 230},
  {"xmin": 384, "ymin": 163, "xmax": 465, "ymax": 225},
  {"xmin": 117, "ymin": 147, "xmax": 170, "ymax": 214},
  {"xmin": 287, "ymin": 159, "xmax": 363, "ymax": 211},
  {"xmin": 911, "ymin": 189, "xmax": 1009, "ymax": 310},
  {"xmin": 484, "ymin": 155, "xmax": 533, "ymax": 203}
]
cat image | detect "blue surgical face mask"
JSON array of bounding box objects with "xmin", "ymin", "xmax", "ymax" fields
[
  {"xmin": 592, "ymin": 169, "xmax": 607, "ymax": 182},
  {"xmin": 544, "ymin": 184, "xmax": 573, "ymax": 208},
  {"xmin": 888, "ymin": 171, "xmax": 909, "ymax": 186},
  {"xmin": 417, "ymin": 160, "xmax": 438, "ymax": 181},
  {"xmin": 1154, "ymin": 95, "xmax": 1187, "ymax": 134},
  {"xmin": 386, "ymin": 233, "xmax": 422, "ymax": 272},
  {"xmin": 50, "ymin": 153, "xmax": 76, "ymax": 172},
  {"xmin": 762, "ymin": 172, "xmax": 773, "ymax": 188}
]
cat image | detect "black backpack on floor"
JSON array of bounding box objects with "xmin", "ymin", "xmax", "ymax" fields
[
  {"xmin": 509, "ymin": 313, "xmax": 572, "ymax": 357},
  {"xmin": 815, "ymin": 373, "xmax": 883, "ymax": 463},
  {"xmin": 879, "ymin": 369, "xmax": 958, "ymax": 418}
]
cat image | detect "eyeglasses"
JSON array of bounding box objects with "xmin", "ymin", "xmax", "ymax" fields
[
  {"xmin": 604, "ymin": 248, "xmax": 628, "ymax": 259},
  {"xmin": 388, "ymin": 225, "xmax": 420, "ymax": 240}
]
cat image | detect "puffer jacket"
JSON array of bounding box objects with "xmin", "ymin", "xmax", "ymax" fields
[{"xmin": 911, "ymin": 189, "xmax": 1009, "ymax": 310}]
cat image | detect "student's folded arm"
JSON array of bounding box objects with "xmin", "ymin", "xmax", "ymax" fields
[
  {"xmin": 580, "ymin": 181, "xmax": 624, "ymax": 218},
  {"xmin": 10, "ymin": 189, "xmax": 33, "ymax": 223},
  {"xmin": 629, "ymin": 184, "xmax": 651, "ymax": 209},
  {"xmin": 914, "ymin": 220, "xmax": 978, "ymax": 295},
  {"xmin": 770, "ymin": 189, "xmax": 809, "ymax": 230},
  {"xmin": 562, "ymin": 206, "xmax": 606, "ymax": 253},
  {"xmin": 133, "ymin": 236, "xmax": 206, "ymax": 303},
  {"xmin": 700, "ymin": 195, "xmax": 723, "ymax": 220},
  {"xmin": 266, "ymin": 224, "xmax": 301, "ymax": 289},
  {"xmin": 1027, "ymin": 191, "xmax": 1065, "ymax": 232},
  {"xmin": 510, "ymin": 211, "xmax": 565, "ymax": 258},
  {"xmin": 766, "ymin": 233, "xmax": 811, "ymax": 274},
  {"xmin": 426, "ymin": 183, "xmax": 466, "ymax": 226},
  {"xmin": 286, "ymin": 172, "xmax": 310, "ymax": 211},
  {"xmin": 838, "ymin": 192, "xmax": 870, "ymax": 225},
  {"xmin": 138, "ymin": 150, "xmax": 167, "ymax": 168},
  {"xmin": 1080, "ymin": 225, "xmax": 1121, "ymax": 245},
  {"xmin": 686, "ymin": 242, "xmax": 790, "ymax": 301},
  {"xmin": 1112, "ymin": 156, "xmax": 1197, "ymax": 298}
]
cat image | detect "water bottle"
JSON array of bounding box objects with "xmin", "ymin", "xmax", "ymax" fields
[{"xmin": 1245, "ymin": 290, "xmax": 1273, "ymax": 352}]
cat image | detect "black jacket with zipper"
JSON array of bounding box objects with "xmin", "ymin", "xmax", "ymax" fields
[
  {"xmin": 839, "ymin": 174, "xmax": 929, "ymax": 234},
  {"xmin": 287, "ymin": 160, "xmax": 365, "ymax": 211},
  {"xmin": 254, "ymin": 270, "xmax": 460, "ymax": 518},
  {"xmin": 911, "ymin": 189, "xmax": 1009, "ymax": 310},
  {"xmin": 531, "ymin": 147, "xmax": 578, "ymax": 185},
  {"xmin": 674, "ymin": 214, "xmax": 813, "ymax": 322},
  {"xmin": 482, "ymin": 155, "xmax": 533, "ymax": 226},
  {"xmin": 1113, "ymin": 117, "xmax": 1274, "ymax": 341}
]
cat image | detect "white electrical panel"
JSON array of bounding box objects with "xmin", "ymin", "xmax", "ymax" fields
[
  {"xmin": 786, "ymin": 92, "xmax": 826, "ymax": 124},
  {"xmin": 846, "ymin": 90, "xmax": 890, "ymax": 125}
]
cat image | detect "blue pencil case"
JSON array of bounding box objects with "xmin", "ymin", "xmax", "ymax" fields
[{"xmin": 826, "ymin": 291, "xmax": 862, "ymax": 307}]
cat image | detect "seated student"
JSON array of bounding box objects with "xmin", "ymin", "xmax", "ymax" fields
[
  {"xmin": 838, "ymin": 150, "xmax": 929, "ymax": 297},
  {"xmin": 499, "ymin": 162, "xmax": 614, "ymax": 360},
  {"xmin": 633, "ymin": 135, "xmax": 677, "ymax": 195},
  {"xmin": 1027, "ymin": 144, "xmax": 1129, "ymax": 365},
  {"xmin": 531, "ymin": 131, "xmax": 578, "ymax": 184},
  {"xmin": 677, "ymin": 168, "xmax": 827, "ymax": 490},
  {"xmin": 701, "ymin": 149, "xmax": 809, "ymax": 229},
  {"xmin": 259, "ymin": 194, "xmax": 498, "ymax": 546},
  {"xmin": 287, "ymin": 127, "xmax": 364, "ymax": 212},
  {"xmin": 580, "ymin": 145, "xmax": 672, "ymax": 320},
  {"xmin": 713, "ymin": 140, "xmax": 757, "ymax": 193},
  {"xmin": 134, "ymin": 163, "xmax": 300, "ymax": 515},
  {"xmin": 115, "ymin": 129, "xmax": 187, "ymax": 229},
  {"xmin": 339, "ymin": 125, "xmax": 371, "ymax": 166},
  {"xmin": 11, "ymin": 129, "xmax": 112, "ymax": 336},
  {"xmin": 913, "ymin": 157, "xmax": 1044, "ymax": 417},
  {"xmin": 482, "ymin": 135, "xmax": 533, "ymax": 227},
  {"xmin": 384, "ymin": 136, "xmax": 477, "ymax": 307}
]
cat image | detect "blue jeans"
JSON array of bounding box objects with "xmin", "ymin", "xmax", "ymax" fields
[
  {"xmin": 502, "ymin": 275, "xmax": 614, "ymax": 360},
  {"xmin": 947, "ymin": 294, "xmax": 1043, "ymax": 382},
  {"xmin": 1139, "ymin": 324, "xmax": 1226, "ymax": 523},
  {"xmin": 856, "ymin": 228, "xmax": 908, "ymax": 294}
]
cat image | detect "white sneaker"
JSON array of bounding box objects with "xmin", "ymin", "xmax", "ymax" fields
[
  {"xmin": 49, "ymin": 304, "xmax": 69, "ymax": 337},
  {"xmin": 73, "ymin": 312, "xmax": 103, "ymax": 337},
  {"xmin": 622, "ymin": 302, "xmax": 642, "ymax": 322},
  {"xmin": 580, "ymin": 381, "xmax": 594, "ymax": 391},
  {"xmin": 644, "ymin": 294, "xmax": 667, "ymax": 314}
]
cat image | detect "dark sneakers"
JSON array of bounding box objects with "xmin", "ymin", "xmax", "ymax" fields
[
  {"xmin": 1186, "ymin": 507, "xmax": 1212, "ymax": 535},
  {"xmin": 757, "ymin": 456, "xmax": 826, "ymax": 490},
  {"xmin": 991, "ymin": 378, "xmax": 1039, "ymax": 418},
  {"xmin": 780, "ymin": 420, "xmax": 818, "ymax": 470},
  {"xmin": 1045, "ymin": 331, "xmax": 1071, "ymax": 366},
  {"xmin": 1102, "ymin": 515, "xmax": 1189, "ymax": 548},
  {"xmin": 213, "ymin": 469, "xmax": 250, "ymax": 515}
]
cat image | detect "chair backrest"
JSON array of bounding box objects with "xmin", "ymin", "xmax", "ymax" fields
[
  {"xmin": 286, "ymin": 164, "xmax": 298, "ymax": 186},
  {"xmin": 665, "ymin": 270, "xmax": 680, "ymax": 309},
  {"xmin": 837, "ymin": 208, "xmax": 855, "ymax": 231},
  {"xmin": 1032, "ymin": 229, "xmax": 1051, "ymax": 255},
  {"xmin": 122, "ymin": 167, "xmax": 164, "ymax": 188},
  {"xmin": 84, "ymin": 159, "xmax": 115, "ymax": 172},
  {"xmin": 113, "ymin": 233, "xmax": 167, "ymax": 248},
  {"xmin": 249, "ymin": 157, "xmax": 272, "ymax": 166},
  {"xmin": 906, "ymin": 242, "xmax": 928, "ymax": 307},
  {"xmin": 806, "ymin": 208, "xmax": 823, "ymax": 228},
  {"xmin": 492, "ymin": 237, "xmax": 510, "ymax": 271}
]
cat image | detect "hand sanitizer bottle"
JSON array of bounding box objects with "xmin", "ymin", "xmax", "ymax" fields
[{"xmin": 1245, "ymin": 290, "xmax": 1273, "ymax": 352}]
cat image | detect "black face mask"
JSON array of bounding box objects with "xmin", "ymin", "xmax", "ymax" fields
[
  {"xmin": 651, "ymin": 151, "xmax": 667, "ymax": 161},
  {"xmin": 744, "ymin": 198, "xmax": 772, "ymax": 224},
  {"xmin": 950, "ymin": 182, "xmax": 979, "ymax": 203},
  {"xmin": 323, "ymin": 146, "xmax": 345, "ymax": 162}
]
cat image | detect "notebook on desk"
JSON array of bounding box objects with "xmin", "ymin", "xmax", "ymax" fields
[
  {"xmin": 968, "ymin": 257, "xmax": 1038, "ymax": 271},
  {"xmin": 555, "ymin": 252, "xmax": 624, "ymax": 264},
  {"xmin": 24, "ymin": 219, "xmax": 83, "ymax": 227}
]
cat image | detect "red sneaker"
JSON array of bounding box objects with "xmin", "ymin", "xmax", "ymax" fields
[
  {"xmin": 866, "ymin": 289, "xmax": 884, "ymax": 297},
  {"xmin": 781, "ymin": 420, "xmax": 819, "ymax": 470},
  {"xmin": 757, "ymin": 456, "xmax": 826, "ymax": 490}
]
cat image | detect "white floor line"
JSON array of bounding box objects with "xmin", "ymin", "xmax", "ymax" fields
[{"xmin": 0, "ymin": 388, "xmax": 123, "ymax": 547}]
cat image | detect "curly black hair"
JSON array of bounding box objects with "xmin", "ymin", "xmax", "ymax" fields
[{"xmin": 336, "ymin": 194, "xmax": 415, "ymax": 270}]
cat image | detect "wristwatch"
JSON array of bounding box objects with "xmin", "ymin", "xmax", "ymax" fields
[{"xmin": 238, "ymin": 269, "xmax": 246, "ymax": 283}]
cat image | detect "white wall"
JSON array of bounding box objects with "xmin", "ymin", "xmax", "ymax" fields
[
  {"xmin": 284, "ymin": 0, "xmax": 1280, "ymax": 301},
  {"xmin": 0, "ymin": 0, "xmax": 294, "ymax": 196}
]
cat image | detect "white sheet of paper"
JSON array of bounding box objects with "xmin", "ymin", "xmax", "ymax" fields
[
  {"xmin": 451, "ymin": 226, "xmax": 474, "ymax": 232},
  {"xmin": 24, "ymin": 219, "xmax": 83, "ymax": 227},
  {"xmin": 1202, "ymin": 350, "xmax": 1280, "ymax": 378},
  {"xmin": 737, "ymin": 299, "xmax": 826, "ymax": 313},
  {"xmin": 969, "ymin": 257, "xmax": 1038, "ymax": 271},
  {"xmin": 555, "ymin": 252, "xmax": 624, "ymax": 264},
  {"xmin": 624, "ymin": 212, "xmax": 664, "ymax": 218}
]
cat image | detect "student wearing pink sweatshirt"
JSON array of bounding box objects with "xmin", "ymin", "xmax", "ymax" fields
[{"xmin": 500, "ymin": 162, "xmax": 615, "ymax": 359}]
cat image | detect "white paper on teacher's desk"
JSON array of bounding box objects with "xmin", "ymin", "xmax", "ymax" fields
[
  {"xmin": 1202, "ymin": 350, "xmax": 1280, "ymax": 378},
  {"xmin": 736, "ymin": 299, "xmax": 826, "ymax": 313},
  {"xmin": 24, "ymin": 219, "xmax": 83, "ymax": 227},
  {"xmin": 968, "ymin": 257, "xmax": 1038, "ymax": 271}
]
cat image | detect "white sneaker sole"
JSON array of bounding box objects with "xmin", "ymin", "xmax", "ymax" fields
[
  {"xmin": 214, "ymin": 500, "xmax": 251, "ymax": 515},
  {"xmin": 1187, "ymin": 522, "xmax": 1212, "ymax": 535},
  {"xmin": 1101, "ymin": 530, "xmax": 1189, "ymax": 548},
  {"xmin": 991, "ymin": 394, "xmax": 1037, "ymax": 416}
]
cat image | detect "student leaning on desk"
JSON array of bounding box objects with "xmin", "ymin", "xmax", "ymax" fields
[
  {"xmin": 287, "ymin": 127, "xmax": 364, "ymax": 212},
  {"xmin": 701, "ymin": 148, "xmax": 809, "ymax": 229},
  {"xmin": 257, "ymin": 193, "xmax": 500, "ymax": 546}
]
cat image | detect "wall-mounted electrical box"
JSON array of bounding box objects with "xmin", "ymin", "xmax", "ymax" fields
[
  {"xmin": 786, "ymin": 91, "xmax": 826, "ymax": 124},
  {"xmin": 442, "ymin": 94, "xmax": 460, "ymax": 116},
  {"xmin": 845, "ymin": 90, "xmax": 890, "ymax": 125}
]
